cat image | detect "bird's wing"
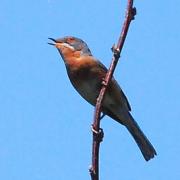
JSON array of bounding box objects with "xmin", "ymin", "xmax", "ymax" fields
[
  {"xmin": 112, "ymin": 78, "xmax": 131, "ymax": 111},
  {"xmin": 96, "ymin": 60, "xmax": 131, "ymax": 111}
]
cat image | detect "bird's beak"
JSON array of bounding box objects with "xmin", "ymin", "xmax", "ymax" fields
[
  {"xmin": 48, "ymin": 37, "xmax": 74, "ymax": 51},
  {"xmin": 48, "ymin": 38, "xmax": 57, "ymax": 46}
]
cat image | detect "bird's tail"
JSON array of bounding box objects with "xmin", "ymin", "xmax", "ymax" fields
[{"xmin": 124, "ymin": 112, "xmax": 157, "ymax": 161}]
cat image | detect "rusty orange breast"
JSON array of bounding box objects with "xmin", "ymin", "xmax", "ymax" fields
[{"xmin": 64, "ymin": 52, "xmax": 97, "ymax": 71}]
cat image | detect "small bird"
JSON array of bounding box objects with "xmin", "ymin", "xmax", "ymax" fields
[{"xmin": 48, "ymin": 36, "xmax": 157, "ymax": 161}]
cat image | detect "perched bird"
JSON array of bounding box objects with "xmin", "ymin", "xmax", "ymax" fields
[{"xmin": 48, "ymin": 36, "xmax": 157, "ymax": 161}]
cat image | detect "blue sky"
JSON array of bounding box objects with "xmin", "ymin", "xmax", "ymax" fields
[{"xmin": 1, "ymin": 1, "xmax": 180, "ymax": 180}]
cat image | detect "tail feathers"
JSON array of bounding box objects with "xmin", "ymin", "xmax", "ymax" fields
[{"xmin": 125, "ymin": 113, "xmax": 157, "ymax": 161}]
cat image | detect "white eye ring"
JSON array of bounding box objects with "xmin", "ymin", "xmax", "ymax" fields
[{"xmin": 62, "ymin": 43, "xmax": 75, "ymax": 50}]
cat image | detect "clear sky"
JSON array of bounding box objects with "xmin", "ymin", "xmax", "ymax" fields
[{"xmin": 1, "ymin": 1, "xmax": 180, "ymax": 180}]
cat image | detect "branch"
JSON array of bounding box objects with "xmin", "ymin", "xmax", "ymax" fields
[{"xmin": 89, "ymin": 1, "xmax": 136, "ymax": 180}]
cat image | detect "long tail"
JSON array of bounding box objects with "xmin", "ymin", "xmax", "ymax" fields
[
  {"xmin": 125, "ymin": 112, "xmax": 157, "ymax": 161},
  {"xmin": 118, "ymin": 112, "xmax": 157, "ymax": 161}
]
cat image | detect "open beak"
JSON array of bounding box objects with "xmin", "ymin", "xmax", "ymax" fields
[
  {"xmin": 48, "ymin": 38, "xmax": 57, "ymax": 46},
  {"xmin": 48, "ymin": 37, "xmax": 74, "ymax": 51}
]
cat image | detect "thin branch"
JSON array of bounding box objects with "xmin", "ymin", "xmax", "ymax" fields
[{"xmin": 89, "ymin": 1, "xmax": 136, "ymax": 180}]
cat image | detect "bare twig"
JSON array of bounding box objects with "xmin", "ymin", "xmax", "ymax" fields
[{"xmin": 89, "ymin": 1, "xmax": 136, "ymax": 180}]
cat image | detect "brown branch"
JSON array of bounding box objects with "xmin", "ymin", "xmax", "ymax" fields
[{"xmin": 89, "ymin": 1, "xmax": 136, "ymax": 180}]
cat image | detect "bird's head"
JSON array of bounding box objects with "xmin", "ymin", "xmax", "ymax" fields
[{"xmin": 48, "ymin": 36, "xmax": 92, "ymax": 60}]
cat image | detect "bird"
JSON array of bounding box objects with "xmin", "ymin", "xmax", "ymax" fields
[{"xmin": 48, "ymin": 36, "xmax": 157, "ymax": 161}]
